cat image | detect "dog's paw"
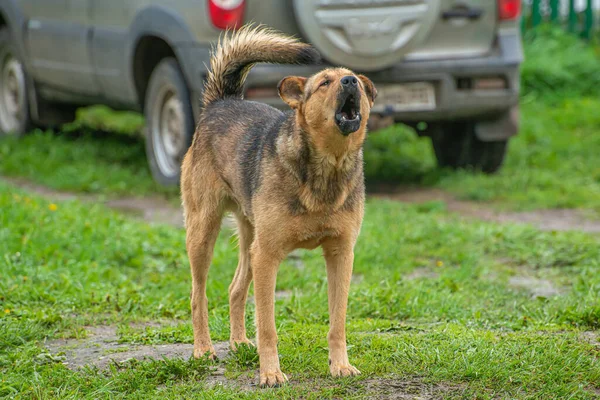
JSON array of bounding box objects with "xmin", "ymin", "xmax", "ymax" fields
[
  {"xmin": 230, "ymin": 338, "xmax": 255, "ymax": 352},
  {"xmin": 193, "ymin": 346, "xmax": 217, "ymax": 361},
  {"xmin": 330, "ymin": 362, "xmax": 361, "ymax": 378},
  {"xmin": 259, "ymin": 369, "xmax": 288, "ymax": 388}
]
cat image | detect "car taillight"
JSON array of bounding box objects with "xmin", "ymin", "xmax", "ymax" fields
[
  {"xmin": 208, "ymin": 0, "xmax": 245, "ymax": 30},
  {"xmin": 498, "ymin": 0, "xmax": 521, "ymax": 20}
]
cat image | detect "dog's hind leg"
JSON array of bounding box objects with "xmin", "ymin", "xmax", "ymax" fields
[
  {"xmin": 229, "ymin": 212, "xmax": 254, "ymax": 351},
  {"xmin": 185, "ymin": 196, "xmax": 224, "ymax": 360}
]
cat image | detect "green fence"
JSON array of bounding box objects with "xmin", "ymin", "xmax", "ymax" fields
[{"xmin": 522, "ymin": 0, "xmax": 597, "ymax": 38}]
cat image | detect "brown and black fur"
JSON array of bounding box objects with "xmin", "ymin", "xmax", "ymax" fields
[{"xmin": 181, "ymin": 25, "xmax": 376, "ymax": 387}]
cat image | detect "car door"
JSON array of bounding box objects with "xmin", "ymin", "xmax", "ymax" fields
[
  {"xmin": 89, "ymin": 0, "xmax": 137, "ymax": 105},
  {"xmin": 20, "ymin": 0, "xmax": 69, "ymax": 88},
  {"xmin": 21, "ymin": 0, "xmax": 100, "ymax": 96},
  {"xmin": 61, "ymin": 0, "xmax": 100, "ymax": 95}
]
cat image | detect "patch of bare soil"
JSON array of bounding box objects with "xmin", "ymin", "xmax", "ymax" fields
[
  {"xmin": 44, "ymin": 325, "xmax": 257, "ymax": 389},
  {"xmin": 247, "ymin": 290, "xmax": 293, "ymax": 304},
  {"xmin": 45, "ymin": 325, "xmax": 218, "ymax": 370},
  {"xmin": 405, "ymin": 268, "xmax": 439, "ymax": 281},
  {"xmin": 581, "ymin": 331, "xmax": 600, "ymax": 348},
  {"xmin": 372, "ymin": 186, "xmax": 600, "ymax": 233},
  {"xmin": 508, "ymin": 275, "xmax": 562, "ymax": 298},
  {"xmin": 105, "ymin": 197, "xmax": 185, "ymax": 227},
  {"xmin": 362, "ymin": 378, "xmax": 466, "ymax": 399},
  {"xmin": 288, "ymin": 250, "xmax": 307, "ymax": 271}
]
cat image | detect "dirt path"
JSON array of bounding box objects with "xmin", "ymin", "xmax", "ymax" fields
[
  {"xmin": 4, "ymin": 176, "xmax": 186, "ymax": 227},
  {"xmin": 45, "ymin": 325, "xmax": 207, "ymax": 370},
  {"xmin": 44, "ymin": 325, "xmax": 254, "ymax": 389},
  {"xmin": 43, "ymin": 323, "xmax": 463, "ymax": 398},
  {"xmin": 4, "ymin": 176, "xmax": 600, "ymax": 232},
  {"xmin": 372, "ymin": 186, "xmax": 600, "ymax": 233}
]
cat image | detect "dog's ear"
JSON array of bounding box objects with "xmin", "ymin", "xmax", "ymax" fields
[
  {"xmin": 278, "ymin": 76, "xmax": 307, "ymax": 109},
  {"xmin": 358, "ymin": 75, "xmax": 377, "ymax": 106}
]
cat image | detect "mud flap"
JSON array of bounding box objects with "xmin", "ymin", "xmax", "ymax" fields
[{"xmin": 474, "ymin": 105, "xmax": 519, "ymax": 141}]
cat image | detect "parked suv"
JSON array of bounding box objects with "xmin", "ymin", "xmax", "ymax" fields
[{"xmin": 0, "ymin": 0, "xmax": 522, "ymax": 185}]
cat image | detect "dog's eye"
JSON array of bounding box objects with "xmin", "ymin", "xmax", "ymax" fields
[{"xmin": 319, "ymin": 80, "xmax": 330, "ymax": 88}]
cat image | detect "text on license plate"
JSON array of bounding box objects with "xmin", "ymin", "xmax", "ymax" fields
[{"xmin": 372, "ymin": 82, "xmax": 436, "ymax": 112}]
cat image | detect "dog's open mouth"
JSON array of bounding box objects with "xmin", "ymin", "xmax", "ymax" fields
[
  {"xmin": 336, "ymin": 95, "xmax": 359, "ymax": 122},
  {"xmin": 335, "ymin": 94, "xmax": 361, "ymax": 136}
]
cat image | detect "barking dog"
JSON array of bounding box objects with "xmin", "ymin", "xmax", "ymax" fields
[{"xmin": 181, "ymin": 25, "xmax": 376, "ymax": 388}]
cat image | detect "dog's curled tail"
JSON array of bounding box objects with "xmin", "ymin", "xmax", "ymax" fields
[{"xmin": 202, "ymin": 25, "xmax": 320, "ymax": 107}]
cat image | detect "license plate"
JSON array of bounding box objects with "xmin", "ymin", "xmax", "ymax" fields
[{"xmin": 372, "ymin": 82, "xmax": 436, "ymax": 112}]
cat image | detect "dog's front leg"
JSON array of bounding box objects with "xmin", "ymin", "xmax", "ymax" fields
[
  {"xmin": 251, "ymin": 242, "xmax": 287, "ymax": 387},
  {"xmin": 323, "ymin": 239, "xmax": 361, "ymax": 377}
]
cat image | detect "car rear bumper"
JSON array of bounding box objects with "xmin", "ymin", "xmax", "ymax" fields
[{"xmin": 243, "ymin": 29, "xmax": 523, "ymax": 123}]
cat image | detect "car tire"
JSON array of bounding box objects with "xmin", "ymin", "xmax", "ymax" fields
[
  {"xmin": 144, "ymin": 58, "xmax": 195, "ymax": 186},
  {"xmin": 0, "ymin": 27, "xmax": 32, "ymax": 137},
  {"xmin": 431, "ymin": 122, "xmax": 508, "ymax": 174}
]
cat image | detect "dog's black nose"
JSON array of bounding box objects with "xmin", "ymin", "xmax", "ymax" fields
[{"xmin": 341, "ymin": 75, "xmax": 358, "ymax": 87}]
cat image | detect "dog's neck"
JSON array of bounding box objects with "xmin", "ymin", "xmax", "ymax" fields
[{"xmin": 277, "ymin": 114, "xmax": 364, "ymax": 212}]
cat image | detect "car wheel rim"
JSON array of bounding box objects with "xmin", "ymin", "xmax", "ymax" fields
[
  {"xmin": 0, "ymin": 55, "xmax": 26, "ymax": 134},
  {"xmin": 151, "ymin": 85, "xmax": 185, "ymax": 178}
]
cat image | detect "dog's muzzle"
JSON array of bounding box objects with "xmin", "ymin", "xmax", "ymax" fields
[{"xmin": 335, "ymin": 76, "xmax": 361, "ymax": 136}]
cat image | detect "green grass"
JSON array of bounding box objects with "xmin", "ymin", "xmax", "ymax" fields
[
  {"xmin": 0, "ymin": 125, "xmax": 177, "ymax": 198},
  {"xmin": 70, "ymin": 105, "xmax": 145, "ymax": 136},
  {"xmin": 1, "ymin": 182, "xmax": 599, "ymax": 398},
  {"xmin": 520, "ymin": 25, "xmax": 600, "ymax": 100}
]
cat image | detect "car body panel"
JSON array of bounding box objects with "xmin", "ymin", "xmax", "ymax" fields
[
  {"xmin": 405, "ymin": 0, "xmax": 498, "ymax": 61},
  {"xmin": 8, "ymin": 0, "xmax": 522, "ymax": 134},
  {"xmin": 0, "ymin": 0, "xmax": 28, "ymax": 64}
]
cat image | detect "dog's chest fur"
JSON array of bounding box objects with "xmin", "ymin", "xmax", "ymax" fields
[
  {"xmin": 298, "ymin": 153, "xmax": 362, "ymax": 213},
  {"xmin": 275, "ymin": 125, "xmax": 364, "ymax": 216},
  {"xmin": 255, "ymin": 204, "xmax": 356, "ymax": 250}
]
